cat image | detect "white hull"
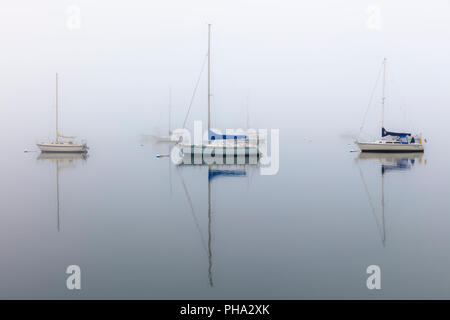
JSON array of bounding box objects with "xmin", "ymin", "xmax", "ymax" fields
[
  {"xmin": 37, "ymin": 143, "xmax": 88, "ymax": 153},
  {"xmin": 181, "ymin": 144, "xmax": 260, "ymax": 157},
  {"xmin": 357, "ymin": 141, "xmax": 424, "ymax": 152}
]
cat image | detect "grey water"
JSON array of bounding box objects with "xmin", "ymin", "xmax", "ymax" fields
[
  {"xmin": 1, "ymin": 0, "xmax": 450, "ymax": 299},
  {"xmin": 1, "ymin": 134, "xmax": 450, "ymax": 299}
]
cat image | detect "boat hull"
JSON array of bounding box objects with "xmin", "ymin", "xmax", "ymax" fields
[
  {"xmin": 357, "ymin": 142, "xmax": 424, "ymax": 152},
  {"xmin": 181, "ymin": 145, "xmax": 260, "ymax": 157},
  {"xmin": 37, "ymin": 143, "xmax": 88, "ymax": 153},
  {"xmin": 358, "ymin": 152, "xmax": 424, "ymax": 160}
]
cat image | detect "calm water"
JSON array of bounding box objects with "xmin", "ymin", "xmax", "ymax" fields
[
  {"xmin": 1, "ymin": 0, "xmax": 450, "ymax": 299},
  {"xmin": 1, "ymin": 133, "xmax": 450, "ymax": 299}
]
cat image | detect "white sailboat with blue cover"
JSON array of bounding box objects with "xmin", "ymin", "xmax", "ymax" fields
[
  {"xmin": 180, "ymin": 24, "xmax": 260, "ymax": 157},
  {"xmin": 357, "ymin": 59, "xmax": 424, "ymax": 153}
]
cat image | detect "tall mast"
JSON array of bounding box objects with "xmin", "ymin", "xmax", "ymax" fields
[
  {"xmin": 381, "ymin": 58, "xmax": 386, "ymax": 129},
  {"xmin": 168, "ymin": 86, "xmax": 172, "ymax": 135},
  {"xmin": 207, "ymin": 24, "xmax": 211, "ymax": 140},
  {"xmin": 56, "ymin": 73, "xmax": 59, "ymax": 143},
  {"xmin": 246, "ymin": 93, "xmax": 250, "ymax": 130}
]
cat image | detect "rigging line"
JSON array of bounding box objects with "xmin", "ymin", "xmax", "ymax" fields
[
  {"xmin": 175, "ymin": 166, "xmax": 208, "ymax": 253},
  {"xmin": 359, "ymin": 62, "xmax": 384, "ymax": 135},
  {"xmin": 182, "ymin": 54, "xmax": 209, "ymax": 129},
  {"xmin": 357, "ymin": 161, "xmax": 384, "ymax": 244}
]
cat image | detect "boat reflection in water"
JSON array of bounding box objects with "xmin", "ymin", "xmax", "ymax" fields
[
  {"xmin": 356, "ymin": 152, "xmax": 424, "ymax": 246},
  {"xmin": 37, "ymin": 152, "xmax": 88, "ymax": 231},
  {"xmin": 175, "ymin": 155, "xmax": 256, "ymax": 286}
]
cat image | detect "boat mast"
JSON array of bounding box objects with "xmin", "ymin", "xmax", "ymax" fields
[
  {"xmin": 246, "ymin": 93, "xmax": 250, "ymax": 130},
  {"xmin": 56, "ymin": 73, "xmax": 59, "ymax": 143},
  {"xmin": 207, "ymin": 24, "xmax": 211, "ymax": 141},
  {"xmin": 168, "ymin": 86, "xmax": 172, "ymax": 135},
  {"xmin": 381, "ymin": 58, "xmax": 386, "ymax": 129}
]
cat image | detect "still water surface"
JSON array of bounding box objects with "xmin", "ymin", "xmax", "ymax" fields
[{"xmin": 0, "ymin": 135, "xmax": 449, "ymax": 299}]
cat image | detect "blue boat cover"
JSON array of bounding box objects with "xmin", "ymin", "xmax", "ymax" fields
[{"xmin": 382, "ymin": 127, "xmax": 411, "ymax": 137}]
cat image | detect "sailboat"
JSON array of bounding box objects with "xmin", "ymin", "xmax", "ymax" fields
[
  {"xmin": 37, "ymin": 73, "xmax": 88, "ymax": 153},
  {"xmin": 180, "ymin": 25, "xmax": 260, "ymax": 157},
  {"xmin": 356, "ymin": 59, "xmax": 424, "ymax": 152},
  {"xmin": 154, "ymin": 87, "xmax": 176, "ymax": 142}
]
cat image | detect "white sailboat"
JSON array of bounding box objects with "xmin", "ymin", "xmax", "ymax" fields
[
  {"xmin": 37, "ymin": 73, "xmax": 88, "ymax": 153},
  {"xmin": 356, "ymin": 59, "xmax": 424, "ymax": 153},
  {"xmin": 180, "ymin": 25, "xmax": 260, "ymax": 157}
]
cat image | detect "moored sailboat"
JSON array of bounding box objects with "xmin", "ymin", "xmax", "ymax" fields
[
  {"xmin": 179, "ymin": 24, "xmax": 260, "ymax": 157},
  {"xmin": 356, "ymin": 59, "xmax": 424, "ymax": 153},
  {"xmin": 154, "ymin": 87, "xmax": 177, "ymax": 142},
  {"xmin": 37, "ymin": 73, "xmax": 88, "ymax": 153}
]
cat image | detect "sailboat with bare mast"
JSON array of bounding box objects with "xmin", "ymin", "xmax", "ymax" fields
[
  {"xmin": 154, "ymin": 87, "xmax": 175, "ymax": 142},
  {"xmin": 357, "ymin": 58, "xmax": 424, "ymax": 152},
  {"xmin": 37, "ymin": 73, "xmax": 88, "ymax": 153}
]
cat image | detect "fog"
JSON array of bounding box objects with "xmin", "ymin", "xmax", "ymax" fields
[
  {"xmin": 1, "ymin": 1, "xmax": 450, "ymax": 299},
  {"xmin": 1, "ymin": 0, "xmax": 449, "ymax": 148}
]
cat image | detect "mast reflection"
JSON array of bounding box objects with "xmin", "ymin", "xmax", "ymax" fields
[
  {"xmin": 37, "ymin": 153, "xmax": 88, "ymax": 231},
  {"xmin": 176, "ymin": 157, "xmax": 253, "ymax": 287},
  {"xmin": 356, "ymin": 152, "xmax": 424, "ymax": 246}
]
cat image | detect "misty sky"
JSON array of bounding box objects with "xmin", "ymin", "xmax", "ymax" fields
[{"xmin": 1, "ymin": 0, "xmax": 449, "ymax": 147}]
